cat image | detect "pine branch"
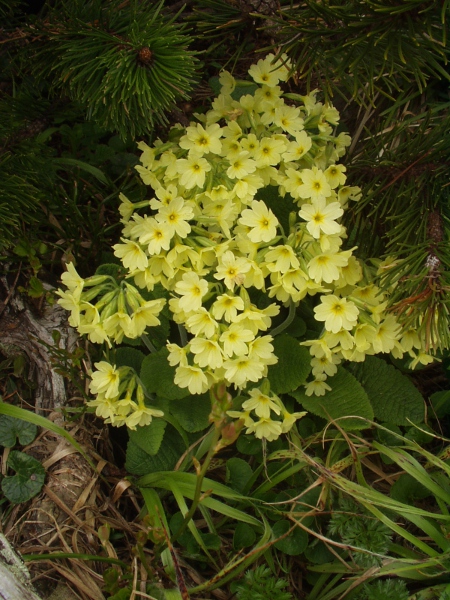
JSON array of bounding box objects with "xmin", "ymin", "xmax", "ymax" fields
[{"xmin": 26, "ymin": 0, "xmax": 200, "ymax": 140}]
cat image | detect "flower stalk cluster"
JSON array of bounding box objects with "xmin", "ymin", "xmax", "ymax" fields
[{"xmin": 57, "ymin": 54, "xmax": 437, "ymax": 437}]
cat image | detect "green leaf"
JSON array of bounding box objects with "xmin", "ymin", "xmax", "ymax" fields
[
  {"xmin": 272, "ymin": 520, "xmax": 308, "ymax": 556},
  {"xmin": 430, "ymin": 390, "xmax": 450, "ymax": 418},
  {"xmin": 304, "ymin": 540, "xmax": 335, "ymax": 564},
  {"xmin": 233, "ymin": 522, "xmax": 257, "ymax": 550},
  {"xmin": 0, "ymin": 415, "xmax": 37, "ymax": 448},
  {"xmin": 200, "ymin": 532, "xmax": 221, "ymax": 550},
  {"xmin": 0, "ymin": 403, "xmax": 94, "ymax": 469},
  {"xmin": 140, "ymin": 348, "xmax": 189, "ymax": 401},
  {"xmin": 114, "ymin": 347, "xmax": 145, "ymax": 373},
  {"xmin": 268, "ymin": 334, "xmax": 311, "ymax": 394},
  {"xmin": 53, "ymin": 157, "xmax": 108, "ymax": 184},
  {"xmin": 28, "ymin": 276, "xmax": 44, "ymax": 298},
  {"xmin": 236, "ymin": 434, "xmax": 263, "ymax": 456},
  {"xmin": 347, "ymin": 356, "xmax": 424, "ymax": 425},
  {"xmin": 391, "ymin": 474, "xmax": 431, "ymax": 505},
  {"xmin": 128, "ymin": 419, "xmax": 167, "ymax": 456},
  {"xmin": 2, "ymin": 450, "xmax": 45, "ymax": 504},
  {"xmin": 291, "ymin": 367, "xmax": 373, "ymax": 429},
  {"xmin": 95, "ymin": 263, "xmax": 124, "ymax": 279},
  {"xmin": 125, "ymin": 425, "xmax": 185, "ymax": 475},
  {"xmin": 169, "ymin": 394, "xmax": 211, "ymax": 433},
  {"xmin": 226, "ymin": 458, "xmax": 253, "ymax": 494}
]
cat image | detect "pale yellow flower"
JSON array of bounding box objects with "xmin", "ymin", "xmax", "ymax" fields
[
  {"xmin": 238, "ymin": 200, "xmax": 279, "ymax": 243},
  {"xmin": 264, "ymin": 245, "xmax": 300, "ymax": 274},
  {"xmin": 177, "ymin": 155, "xmax": 211, "ymax": 189},
  {"xmin": 190, "ymin": 338, "xmax": 224, "ymax": 369},
  {"xmin": 222, "ymin": 356, "xmax": 265, "ymax": 387},
  {"xmin": 219, "ymin": 70, "xmax": 236, "ymax": 95},
  {"xmin": 324, "ymin": 164, "xmax": 347, "ymax": 189},
  {"xmin": 89, "ymin": 361, "xmax": 120, "ymax": 399},
  {"xmin": 274, "ymin": 104, "xmax": 304, "ymax": 135},
  {"xmin": 245, "ymin": 417, "xmax": 283, "ymax": 442},
  {"xmin": 156, "ymin": 198, "xmax": 193, "ymax": 238},
  {"xmin": 297, "ymin": 167, "xmax": 332, "ymax": 200},
  {"xmin": 215, "ymin": 251, "xmax": 252, "ymax": 290},
  {"xmin": 282, "ymin": 131, "xmax": 312, "ymax": 162},
  {"xmin": 240, "ymin": 133, "xmax": 260, "ymax": 157},
  {"xmin": 220, "ymin": 324, "xmax": 254, "ymax": 358},
  {"xmin": 185, "ymin": 307, "xmax": 219, "ymax": 337},
  {"xmin": 118, "ymin": 193, "xmax": 136, "ymax": 222},
  {"xmin": 167, "ymin": 342, "xmax": 189, "ymax": 367},
  {"xmin": 242, "ymin": 388, "xmax": 281, "ymax": 419},
  {"xmin": 174, "ymin": 365, "xmax": 210, "ymax": 395},
  {"xmin": 113, "ymin": 239, "xmax": 148, "ymax": 271},
  {"xmin": 314, "ymin": 295, "xmax": 359, "ymax": 333},
  {"xmin": 248, "ymin": 53, "xmax": 290, "ymax": 87},
  {"xmin": 308, "ymin": 251, "xmax": 350, "ymax": 284},
  {"xmin": 179, "ymin": 123, "xmax": 222, "ymax": 156},
  {"xmin": 248, "ymin": 335, "xmax": 277, "ymax": 364},
  {"xmin": 175, "ymin": 272, "xmax": 209, "ymax": 312},
  {"xmin": 226, "ymin": 152, "xmax": 257, "ymax": 179},
  {"xmin": 365, "ymin": 315, "xmax": 401, "ymax": 353},
  {"xmin": 125, "ymin": 405, "xmax": 164, "ymax": 430},
  {"xmin": 132, "ymin": 217, "xmax": 173, "ymax": 255},
  {"xmin": 254, "ymin": 136, "xmax": 287, "ymax": 167},
  {"xmin": 60, "ymin": 262, "xmax": 85, "ymax": 295},
  {"xmin": 212, "ymin": 293, "xmax": 244, "ymax": 322},
  {"xmin": 129, "ymin": 298, "xmax": 166, "ymax": 336},
  {"xmin": 299, "ymin": 198, "xmax": 343, "ymax": 239},
  {"xmin": 305, "ymin": 376, "xmax": 332, "ymax": 397}
]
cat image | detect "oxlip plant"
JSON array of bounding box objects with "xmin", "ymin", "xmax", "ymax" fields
[
  {"xmin": 57, "ymin": 53, "xmax": 439, "ymax": 434},
  {"xmin": 55, "ymin": 54, "xmax": 450, "ymax": 597}
]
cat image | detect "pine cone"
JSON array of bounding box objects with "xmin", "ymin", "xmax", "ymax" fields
[{"xmin": 137, "ymin": 47, "xmax": 152, "ymax": 66}]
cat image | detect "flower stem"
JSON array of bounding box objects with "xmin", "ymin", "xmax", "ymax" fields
[
  {"xmin": 140, "ymin": 333, "xmax": 157, "ymax": 353},
  {"xmin": 270, "ymin": 299, "xmax": 297, "ymax": 337}
]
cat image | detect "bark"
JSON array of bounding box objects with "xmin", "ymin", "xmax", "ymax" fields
[{"xmin": 0, "ymin": 534, "xmax": 42, "ymax": 600}]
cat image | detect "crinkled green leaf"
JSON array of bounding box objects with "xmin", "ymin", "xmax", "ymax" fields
[
  {"xmin": 128, "ymin": 419, "xmax": 167, "ymax": 456},
  {"xmin": 268, "ymin": 334, "xmax": 311, "ymax": 394},
  {"xmin": 347, "ymin": 356, "xmax": 424, "ymax": 425},
  {"xmin": 125, "ymin": 425, "xmax": 185, "ymax": 475},
  {"xmin": 2, "ymin": 450, "xmax": 45, "ymax": 504},
  {"xmin": 140, "ymin": 348, "xmax": 189, "ymax": 400},
  {"xmin": 169, "ymin": 393, "xmax": 211, "ymax": 433},
  {"xmin": 226, "ymin": 457, "xmax": 253, "ymax": 494},
  {"xmin": 291, "ymin": 367, "xmax": 373, "ymax": 429},
  {"xmin": 114, "ymin": 347, "xmax": 145, "ymax": 373},
  {"xmin": 0, "ymin": 415, "xmax": 37, "ymax": 448}
]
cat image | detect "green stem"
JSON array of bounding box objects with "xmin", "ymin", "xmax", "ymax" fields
[
  {"xmin": 141, "ymin": 333, "xmax": 157, "ymax": 353},
  {"xmin": 178, "ymin": 323, "xmax": 188, "ymax": 347},
  {"xmin": 270, "ymin": 299, "xmax": 297, "ymax": 337},
  {"xmin": 22, "ymin": 552, "xmax": 127, "ymax": 567},
  {"xmin": 170, "ymin": 424, "xmax": 223, "ymax": 545}
]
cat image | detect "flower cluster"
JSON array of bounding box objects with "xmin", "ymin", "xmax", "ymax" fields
[
  {"xmin": 87, "ymin": 361, "xmax": 163, "ymax": 429},
  {"xmin": 228, "ymin": 384, "xmax": 306, "ymax": 441},
  {"xmin": 57, "ymin": 54, "xmax": 434, "ymax": 436}
]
